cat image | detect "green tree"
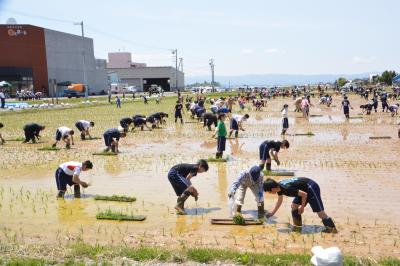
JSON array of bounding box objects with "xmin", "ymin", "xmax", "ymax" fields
[
  {"xmin": 379, "ymin": 70, "xmax": 397, "ymax": 85},
  {"xmin": 337, "ymin": 77, "xmax": 347, "ymax": 87}
]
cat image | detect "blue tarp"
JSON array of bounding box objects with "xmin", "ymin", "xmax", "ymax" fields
[
  {"xmin": 5, "ymin": 102, "xmax": 29, "ymax": 108},
  {"xmin": 393, "ymin": 75, "xmax": 400, "ymax": 83}
]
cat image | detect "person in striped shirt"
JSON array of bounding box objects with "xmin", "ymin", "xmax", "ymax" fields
[
  {"xmin": 228, "ymin": 166, "xmax": 265, "ymax": 219},
  {"xmin": 55, "ymin": 160, "xmax": 93, "ymax": 198}
]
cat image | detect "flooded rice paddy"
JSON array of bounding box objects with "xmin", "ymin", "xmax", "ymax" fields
[{"xmin": 0, "ymin": 95, "xmax": 399, "ymax": 258}]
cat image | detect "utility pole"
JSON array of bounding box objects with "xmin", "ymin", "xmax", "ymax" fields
[
  {"xmin": 209, "ymin": 58, "xmax": 215, "ymax": 92},
  {"xmin": 74, "ymin": 21, "xmax": 87, "ymax": 99},
  {"xmin": 172, "ymin": 49, "xmax": 178, "ymax": 92}
]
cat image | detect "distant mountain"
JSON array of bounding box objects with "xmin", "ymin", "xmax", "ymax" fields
[{"xmin": 185, "ymin": 73, "xmax": 376, "ymax": 87}]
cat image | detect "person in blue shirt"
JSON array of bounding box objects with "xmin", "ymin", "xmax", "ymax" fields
[
  {"xmin": 263, "ymin": 177, "xmax": 337, "ymax": 233},
  {"xmin": 228, "ymin": 166, "xmax": 265, "ymax": 219}
]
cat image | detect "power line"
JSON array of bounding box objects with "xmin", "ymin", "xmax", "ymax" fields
[{"xmin": 2, "ymin": 8, "xmax": 76, "ymax": 24}]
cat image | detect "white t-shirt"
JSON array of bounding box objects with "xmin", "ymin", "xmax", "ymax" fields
[
  {"xmin": 78, "ymin": 120, "xmax": 91, "ymax": 130},
  {"xmin": 0, "ymin": 92, "xmax": 5, "ymax": 99},
  {"xmin": 233, "ymin": 114, "xmax": 244, "ymax": 122},
  {"xmin": 59, "ymin": 161, "xmax": 82, "ymax": 176},
  {"xmin": 282, "ymin": 109, "xmax": 288, "ymax": 118},
  {"xmin": 58, "ymin": 126, "xmax": 72, "ymax": 136}
]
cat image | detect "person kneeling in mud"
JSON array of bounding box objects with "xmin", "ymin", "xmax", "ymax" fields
[
  {"xmin": 168, "ymin": 160, "xmax": 209, "ymax": 215},
  {"xmin": 52, "ymin": 126, "xmax": 74, "ymax": 149},
  {"xmin": 55, "ymin": 160, "xmax": 93, "ymax": 198},
  {"xmin": 203, "ymin": 112, "xmax": 218, "ymax": 131},
  {"xmin": 263, "ymin": 177, "xmax": 337, "ymax": 233},
  {"xmin": 228, "ymin": 166, "xmax": 265, "ymax": 219},
  {"xmin": 103, "ymin": 128, "xmax": 126, "ymax": 153},
  {"xmin": 75, "ymin": 120, "xmax": 94, "ymax": 140},
  {"xmin": 259, "ymin": 139, "xmax": 289, "ymax": 171}
]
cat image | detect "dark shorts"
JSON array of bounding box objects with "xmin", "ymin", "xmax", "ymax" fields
[
  {"xmin": 217, "ymin": 136, "xmax": 226, "ymax": 152},
  {"xmin": 120, "ymin": 121, "xmax": 129, "ymax": 129},
  {"xmin": 283, "ymin": 118, "xmax": 289, "ymax": 129},
  {"xmin": 175, "ymin": 111, "xmax": 182, "ymax": 118},
  {"xmin": 343, "ymin": 107, "xmax": 349, "ymax": 114},
  {"xmin": 259, "ymin": 143, "xmax": 271, "ymax": 161},
  {"xmin": 55, "ymin": 168, "xmax": 75, "ymax": 191},
  {"xmin": 231, "ymin": 119, "xmax": 239, "ymax": 131},
  {"xmin": 168, "ymin": 169, "xmax": 189, "ymax": 196},
  {"xmin": 103, "ymin": 133, "xmax": 113, "ymax": 146},
  {"xmin": 133, "ymin": 118, "xmax": 146, "ymax": 127},
  {"xmin": 75, "ymin": 122, "xmax": 85, "ymax": 132},
  {"xmin": 55, "ymin": 130, "xmax": 62, "ymax": 141},
  {"xmin": 292, "ymin": 181, "xmax": 324, "ymax": 212}
]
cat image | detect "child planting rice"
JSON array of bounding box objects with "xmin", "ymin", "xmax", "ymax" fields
[
  {"xmin": 341, "ymin": 96, "xmax": 353, "ymax": 119},
  {"xmin": 259, "ymin": 140, "xmax": 289, "ymax": 171},
  {"xmin": 212, "ymin": 114, "xmax": 227, "ymax": 159},
  {"xmin": 228, "ymin": 114, "xmax": 249, "ymax": 138},
  {"xmin": 103, "ymin": 128, "xmax": 126, "ymax": 153},
  {"xmin": 52, "ymin": 126, "xmax": 74, "ymax": 149},
  {"xmin": 75, "ymin": 120, "xmax": 94, "ymax": 140},
  {"xmin": 263, "ymin": 177, "xmax": 337, "ymax": 233},
  {"xmin": 203, "ymin": 112, "xmax": 218, "ymax": 131},
  {"xmin": 228, "ymin": 166, "xmax": 265, "ymax": 219},
  {"xmin": 119, "ymin": 117, "xmax": 133, "ymax": 132},
  {"xmin": 132, "ymin": 115, "xmax": 152, "ymax": 131},
  {"xmin": 22, "ymin": 123, "xmax": 45, "ymax": 143},
  {"xmin": 174, "ymin": 100, "xmax": 184, "ymax": 124},
  {"xmin": 167, "ymin": 159, "xmax": 209, "ymax": 215},
  {"xmin": 55, "ymin": 160, "xmax": 93, "ymax": 198}
]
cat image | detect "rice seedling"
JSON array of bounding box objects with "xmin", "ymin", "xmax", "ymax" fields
[
  {"xmin": 295, "ymin": 131, "xmax": 315, "ymax": 136},
  {"xmin": 96, "ymin": 209, "xmax": 146, "ymax": 221},
  {"xmin": 262, "ymin": 170, "xmax": 295, "ymax": 176},
  {"xmin": 92, "ymin": 151, "xmax": 117, "ymax": 156},
  {"xmin": 6, "ymin": 137, "xmax": 25, "ymax": 141},
  {"xmin": 206, "ymin": 157, "xmax": 228, "ymax": 163},
  {"xmin": 369, "ymin": 136, "xmax": 391, "ymax": 139},
  {"xmin": 38, "ymin": 146, "xmax": 61, "ymax": 151},
  {"xmin": 233, "ymin": 215, "xmax": 246, "ymax": 225},
  {"xmin": 94, "ymin": 195, "xmax": 136, "ymax": 202}
]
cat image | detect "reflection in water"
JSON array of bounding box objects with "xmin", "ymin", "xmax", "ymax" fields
[
  {"xmin": 216, "ymin": 163, "xmax": 228, "ymax": 202},
  {"xmin": 103, "ymin": 156, "xmax": 124, "ymax": 176},
  {"xmin": 341, "ymin": 126, "xmax": 349, "ymax": 141},
  {"xmin": 200, "ymin": 139, "xmax": 216, "ymax": 149},
  {"xmin": 277, "ymin": 224, "xmax": 325, "ymax": 234},
  {"xmin": 57, "ymin": 198, "xmax": 88, "ymax": 224},
  {"xmin": 229, "ymin": 138, "xmax": 244, "ymax": 155}
]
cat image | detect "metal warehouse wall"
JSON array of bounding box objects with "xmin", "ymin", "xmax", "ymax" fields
[{"xmin": 44, "ymin": 28, "xmax": 107, "ymax": 95}]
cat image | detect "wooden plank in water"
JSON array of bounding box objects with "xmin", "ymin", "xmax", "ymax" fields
[{"xmin": 211, "ymin": 218, "xmax": 263, "ymax": 225}]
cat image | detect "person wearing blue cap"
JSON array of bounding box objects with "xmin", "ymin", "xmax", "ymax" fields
[{"xmin": 228, "ymin": 166, "xmax": 265, "ymax": 219}]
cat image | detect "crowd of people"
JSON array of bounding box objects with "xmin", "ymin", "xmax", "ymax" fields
[{"xmin": 1, "ymin": 86, "xmax": 399, "ymax": 234}]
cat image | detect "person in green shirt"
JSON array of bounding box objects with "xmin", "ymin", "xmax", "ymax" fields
[{"xmin": 212, "ymin": 114, "xmax": 227, "ymax": 158}]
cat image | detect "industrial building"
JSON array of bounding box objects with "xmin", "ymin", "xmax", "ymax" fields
[
  {"xmin": 0, "ymin": 24, "xmax": 107, "ymax": 96},
  {"xmin": 107, "ymin": 52, "xmax": 184, "ymax": 92}
]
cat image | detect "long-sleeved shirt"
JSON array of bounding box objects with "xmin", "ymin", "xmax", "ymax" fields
[{"xmin": 229, "ymin": 170, "xmax": 264, "ymax": 201}]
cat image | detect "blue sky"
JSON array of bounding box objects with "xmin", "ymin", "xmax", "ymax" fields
[{"xmin": 0, "ymin": 0, "xmax": 399, "ymax": 76}]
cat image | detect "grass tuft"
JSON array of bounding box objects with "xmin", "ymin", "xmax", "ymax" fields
[
  {"xmin": 92, "ymin": 152, "xmax": 117, "ymax": 156},
  {"xmin": 263, "ymin": 170, "xmax": 295, "ymax": 176},
  {"xmin": 206, "ymin": 157, "xmax": 228, "ymax": 163},
  {"xmin": 94, "ymin": 195, "xmax": 136, "ymax": 202},
  {"xmin": 96, "ymin": 209, "xmax": 146, "ymax": 221}
]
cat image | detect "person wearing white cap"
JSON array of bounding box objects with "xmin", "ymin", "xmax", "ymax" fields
[{"xmin": 311, "ymin": 246, "xmax": 343, "ymax": 266}]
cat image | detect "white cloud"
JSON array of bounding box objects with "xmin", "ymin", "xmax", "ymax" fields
[
  {"xmin": 241, "ymin": 48, "xmax": 254, "ymax": 54},
  {"xmin": 352, "ymin": 56, "xmax": 376, "ymax": 64}
]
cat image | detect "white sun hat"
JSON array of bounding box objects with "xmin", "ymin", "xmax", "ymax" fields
[{"xmin": 311, "ymin": 246, "xmax": 343, "ymax": 266}]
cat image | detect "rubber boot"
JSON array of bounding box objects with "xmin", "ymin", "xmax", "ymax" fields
[
  {"xmin": 257, "ymin": 202, "xmax": 265, "ymax": 219},
  {"xmin": 57, "ymin": 190, "xmax": 65, "ymax": 198},
  {"xmin": 235, "ymin": 204, "xmax": 242, "ymax": 215},
  {"xmin": 73, "ymin": 185, "xmax": 81, "ymax": 198},
  {"xmin": 80, "ymin": 132, "xmax": 86, "ymax": 140},
  {"xmin": 281, "ymin": 129, "xmax": 286, "ymax": 135},
  {"xmin": 291, "ymin": 209, "xmax": 302, "ymax": 226},
  {"xmin": 111, "ymin": 143, "xmax": 116, "ymax": 153},
  {"xmin": 229, "ymin": 131, "xmax": 233, "ymax": 138},
  {"xmin": 66, "ymin": 143, "xmax": 71, "ymax": 149},
  {"xmin": 266, "ymin": 163, "xmax": 272, "ymax": 171},
  {"xmin": 52, "ymin": 143, "xmax": 56, "ymax": 148},
  {"xmin": 322, "ymin": 217, "xmax": 338, "ymax": 233},
  {"xmin": 175, "ymin": 193, "xmax": 190, "ymax": 215},
  {"xmin": 258, "ymin": 164, "xmax": 265, "ymax": 171},
  {"xmin": 216, "ymin": 152, "xmax": 221, "ymax": 159},
  {"xmin": 234, "ymin": 131, "xmax": 238, "ymax": 138}
]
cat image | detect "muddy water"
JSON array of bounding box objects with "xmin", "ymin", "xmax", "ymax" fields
[{"xmin": 1, "ymin": 95, "xmax": 400, "ymax": 258}]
